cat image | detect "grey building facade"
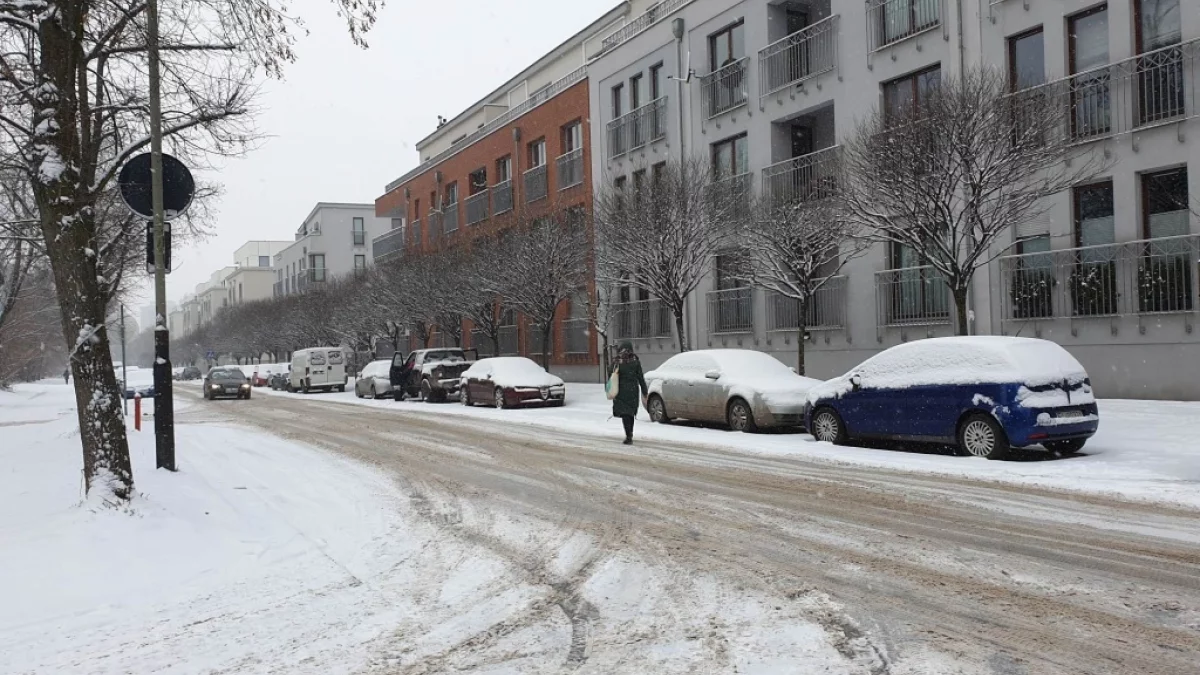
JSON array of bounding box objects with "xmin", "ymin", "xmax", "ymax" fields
[{"xmin": 588, "ymin": 0, "xmax": 1200, "ymax": 399}]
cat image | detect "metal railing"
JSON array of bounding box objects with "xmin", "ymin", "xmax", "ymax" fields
[
  {"xmin": 428, "ymin": 213, "xmax": 442, "ymax": 240},
  {"xmin": 442, "ymin": 203, "xmax": 459, "ymax": 234},
  {"xmin": 875, "ymin": 265, "xmax": 952, "ymax": 326},
  {"xmin": 524, "ymin": 164, "xmax": 548, "ymax": 203},
  {"xmin": 759, "ymin": 15, "xmax": 839, "ymax": 103},
  {"xmin": 707, "ymin": 287, "xmax": 755, "ymax": 334},
  {"xmin": 607, "ymin": 97, "xmax": 668, "ymax": 159},
  {"xmin": 273, "ymin": 281, "xmax": 282, "ymax": 297},
  {"xmin": 556, "ymin": 148, "xmax": 584, "ymax": 190},
  {"xmin": 612, "ymin": 299, "xmax": 673, "ymax": 340},
  {"xmin": 598, "ymin": 0, "xmax": 692, "ymax": 55},
  {"xmin": 352, "ymin": 231, "xmax": 366, "ymax": 246},
  {"xmin": 372, "ymin": 227, "xmax": 407, "ymax": 263},
  {"xmin": 998, "ymin": 234, "xmax": 1200, "ymax": 324},
  {"xmin": 492, "ymin": 180, "xmax": 513, "ymax": 215},
  {"xmin": 710, "ymin": 172, "xmax": 753, "ymax": 215},
  {"xmin": 465, "ymin": 191, "xmax": 489, "ymax": 225},
  {"xmin": 307, "ymin": 268, "xmax": 328, "ymax": 284},
  {"xmin": 1012, "ymin": 38, "xmax": 1200, "ymax": 143},
  {"xmin": 701, "ymin": 57, "xmax": 749, "ymax": 119},
  {"xmin": 867, "ymin": 0, "xmax": 941, "ymax": 52},
  {"xmin": 498, "ymin": 325, "xmax": 519, "ymax": 356},
  {"xmin": 410, "ymin": 219, "xmax": 422, "ymax": 248},
  {"xmin": 761, "ymin": 145, "xmax": 841, "ymax": 205},
  {"xmin": 384, "ymin": 66, "xmax": 587, "ymax": 193},
  {"xmin": 563, "ymin": 318, "xmax": 590, "ymax": 354},
  {"xmin": 766, "ymin": 276, "xmax": 848, "ymax": 331}
]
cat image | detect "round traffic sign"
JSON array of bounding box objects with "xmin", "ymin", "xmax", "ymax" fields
[{"xmin": 118, "ymin": 152, "xmax": 195, "ymax": 221}]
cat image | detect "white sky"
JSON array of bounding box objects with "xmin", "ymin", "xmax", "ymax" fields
[{"xmin": 146, "ymin": 0, "xmax": 617, "ymax": 309}]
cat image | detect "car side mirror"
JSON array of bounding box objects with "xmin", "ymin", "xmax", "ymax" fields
[
  {"xmin": 850, "ymin": 374, "xmax": 862, "ymax": 391},
  {"xmin": 705, "ymin": 370, "xmax": 721, "ymax": 380}
]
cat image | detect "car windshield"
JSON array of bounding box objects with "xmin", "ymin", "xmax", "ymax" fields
[
  {"xmin": 210, "ymin": 370, "xmax": 245, "ymax": 382},
  {"xmin": 425, "ymin": 350, "xmax": 464, "ymax": 362}
]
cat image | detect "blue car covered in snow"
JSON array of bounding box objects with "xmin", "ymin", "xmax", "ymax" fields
[{"xmin": 805, "ymin": 337, "xmax": 1098, "ymax": 460}]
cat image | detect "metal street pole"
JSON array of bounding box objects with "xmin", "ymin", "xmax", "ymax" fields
[
  {"xmin": 147, "ymin": 0, "xmax": 175, "ymax": 470},
  {"xmin": 120, "ymin": 306, "xmax": 128, "ymax": 416}
]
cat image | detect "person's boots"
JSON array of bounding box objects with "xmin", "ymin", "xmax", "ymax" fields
[{"xmin": 623, "ymin": 437, "xmax": 633, "ymax": 445}]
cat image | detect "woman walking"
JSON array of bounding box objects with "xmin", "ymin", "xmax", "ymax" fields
[{"xmin": 611, "ymin": 342, "xmax": 648, "ymax": 445}]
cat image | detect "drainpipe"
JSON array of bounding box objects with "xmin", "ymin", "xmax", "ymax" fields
[{"xmin": 955, "ymin": 0, "xmax": 967, "ymax": 75}]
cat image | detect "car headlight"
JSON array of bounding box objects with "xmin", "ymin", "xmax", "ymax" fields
[
  {"xmin": 241, "ymin": 384, "xmax": 250, "ymax": 389},
  {"xmin": 210, "ymin": 384, "xmax": 220, "ymax": 390}
]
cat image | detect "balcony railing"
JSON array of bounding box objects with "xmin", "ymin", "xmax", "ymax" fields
[
  {"xmin": 761, "ymin": 146, "xmax": 841, "ymax": 205},
  {"xmin": 874, "ymin": 265, "xmax": 951, "ymax": 327},
  {"xmin": 498, "ymin": 325, "xmax": 519, "ymax": 356},
  {"xmin": 465, "ymin": 191, "xmax": 489, "ymax": 225},
  {"xmin": 998, "ymin": 234, "xmax": 1200, "ymax": 324},
  {"xmin": 607, "ymin": 97, "xmax": 668, "ymax": 159},
  {"xmin": 1012, "ymin": 38, "xmax": 1200, "ymax": 143},
  {"xmin": 613, "ymin": 299, "xmax": 673, "ymax": 340},
  {"xmin": 372, "ymin": 227, "xmax": 407, "ymax": 263},
  {"xmin": 441, "ymin": 203, "xmax": 459, "ymax": 234},
  {"xmin": 273, "ymin": 281, "xmax": 282, "ymax": 297},
  {"xmin": 759, "ymin": 15, "xmax": 839, "ymax": 103},
  {"xmin": 766, "ymin": 276, "xmax": 848, "ymax": 331},
  {"xmin": 524, "ymin": 164, "xmax": 548, "ymax": 203},
  {"xmin": 428, "ymin": 212, "xmax": 442, "ymax": 240},
  {"xmin": 867, "ymin": 0, "xmax": 941, "ymax": 52},
  {"xmin": 556, "ymin": 148, "xmax": 584, "ymax": 190},
  {"xmin": 410, "ymin": 219, "xmax": 422, "ymax": 248},
  {"xmin": 563, "ymin": 318, "xmax": 591, "ymax": 354},
  {"xmin": 701, "ymin": 57, "xmax": 749, "ymax": 119},
  {"xmin": 352, "ymin": 231, "xmax": 366, "ymax": 246},
  {"xmin": 598, "ymin": 0, "xmax": 690, "ymax": 55},
  {"xmin": 307, "ymin": 267, "xmax": 328, "ymax": 284},
  {"xmin": 707, "ymin": 287, "xmax": 755, "ymax": 334},
  {"xmin": 492, "ymin": 180, "xmax": 513, "ymax": 215},
  {"xmin": 710, "ymin": 172, "xmax": 753, "ymax": 215}
]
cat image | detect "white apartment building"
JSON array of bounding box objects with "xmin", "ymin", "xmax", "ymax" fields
[
  {"xmin": 274, "ymin": 203, "xmax": 390, "ymax": 297},
  {"xmin": 225, "ymin": 240, "xmax": 290, "ymax": 307},
  {"xmin": 587, "ymin": 0, "xmax": 1199, "ymax": 399},
  {"xmin": 196, "ymin": 267, "xmax": 236, "ymax": 326}
]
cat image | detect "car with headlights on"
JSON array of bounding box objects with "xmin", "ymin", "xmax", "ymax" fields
[
  {"xmin": 203, "ymin": 366, "xmax": 253, "ymax": 400},
  {"xmin": 460, "ymin": 357, "xmax": 565, "ymax": 408}
]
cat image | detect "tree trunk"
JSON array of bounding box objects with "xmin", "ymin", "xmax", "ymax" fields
[
  {"xmin": 541, "ymin": 321, "xmax": 553, "ymax": 370},
  {"xmin": 952, "ymin": 285, "xmax": 971, "ymax": 336},
  {"xmin": 796, "ymin": 302, "xmax": 807, "ymax": 377},
  {"xmin": 491, "ymin": 335, "xmax": 500, "ymax": 358},
  {"xmin": 673, "ymin": 306, "xmax": 689, "ymax": 352}
]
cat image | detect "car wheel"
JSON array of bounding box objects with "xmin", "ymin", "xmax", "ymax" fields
[
  {"xmin": 647, "ymin": 395, "xmax": 671, "ymax": 424},
  {"xmin": 493, "ymin": 387, "xmax": 506, "ymax": 409},
  {"xmin": 461, "ymin": 387, "xmax": 473, "ymax": 406},
  {"xmin": 368, "ymin": 385, "xmax": 378, "ymax": 400},
  {"xmin": 1045, "ymin": 438, "xmax": 1087, "ymax": 455},
  {"xmin": 810, "ymin": 407, "xmax": 847, "ymax": 445},
  {"xmin": 958, "ymin": 413, "xmax": 1010, "ymax": 460},
  {"xmin": 420, "ymin": 379, "xmax": 433, "ymax": 402},
  {"xmin": 727, "ymin": 398, "xmax": 757, "ymax": 433},
  {"xmin": 245, "ymin": 392, "xmax": 252, "ymax": 401},
  {"xmin": 338, "ymin": 385, "xmax": 346, "ymax": 393}
]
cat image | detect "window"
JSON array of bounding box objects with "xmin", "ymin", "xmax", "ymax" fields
[
  {"xmin": 496, "ymin": 157, "xmax": 511, "ymax": 184},
  {"xmin": 1135, "ymin": 0, "xmax": 1184, "ymax": 123},
  {"xmin": 258, "ymin": 255, "xmax": 270, "ymax": 267},
  {"xmin": 709, "ymin": 20, "xmax": 745, "ymax": 71},
  {"xmin": 888, "ymin": 242, "xmax": 950, "ymax": 323},
  {"xmin": 1136, "ymin": 0, "xmax": 1181, "ymax": 52},
  {"xmin": 354, "ymin": 254, "xmax": 367, "ymax": 271},
  {"xmin": 1068, "ymin": 6, "xmax": 1110, "ymax": 138},
  {"xmin": 711, "ymin": 134, "xmax": 748, "ymax": 179},
  {"xmin": 413, "ymin": 198, "xmax": 421, "ymax": 222},
  {"xmin": 611, "ymin": 83, "xmax": 624, "ymax": 118},
  {"xmin": 881, "ymin": 0, "xmax": 939, "ymax": 45},
  {"xmin": 1071, "ymin": 181, "xmax": 1118, "ymax": 315},
  {"xmin": 469, "ymin": 167, "xmax": 488, "ymax": 194},
  {"xmin": 1008, "ymin": 28, "xmax": 1045, "ymax": 91},
  {"xmin": 529, "ymin": 139, "xmax": 546, "ymax": 167},
  {"xmin": 352, "ymin": 217, "xmax": 365, "ymax": 246},
  {"xmin": 630, "ymin": 73, "xmax": 643, "ymax": 110},
  {"xmin": 1143, "ymin": 167, "xmax": 1189, "ymax": 239},
  {"xmin": 1140, "ymin": 167, "xmax": 1191, "ymax": 312},
  {"xmin": 614, "ymin": 176, "xmax": 627, "ymax": 192},
  {"xmin": 390, "ymin": 217, "xmax": 403, "ymax": 230},
  {"xmin": 650, "ymin": 63, "xmax": 663, "ymax": 100},
  {"xmin": 882, "ymin": 65, "xmax": 941, "ymax": 121},
  {"xmin": 445, "ymin": 182, "xmax": 458, "ymax": 205},
  {"xmin": 309, "ymin": 254, "xmax": 326, "ymax": 282},
  {"xmin": 652, "ymin": 161, "xmax": 666, "ymax": 187},
  {"xmin": 562, "ymin": 121, "xmax": 582, "ymax": 153},
  {"xmin": 632, "ymin": 169, "xmax": 647, "ymax": 198}
]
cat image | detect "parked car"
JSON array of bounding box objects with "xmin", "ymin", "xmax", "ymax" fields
[
  {"xmin": 389, "ymin": 348, "xmax": 478, "ymax": 402},
  {"xmin": 137, "ymin": 385, "xmax": 155, "ymax": 398},
  {"xmin": 269, "ymin": 369, "xmax": 290, "ymax": 390},
  {"xmin": 179, "ymin": 366, "xmax": 202, "ymax": 381},
  {"xmin": 644, "ymin": 349, "xmax": 821, "ymax": 432},
  {"xmin": 460, "ymin": 357, "xmax": 565, "ymax": 409},
  {"xmin": 119, "ymin": 380, "xmax": 136, "ymax": 399},
  {"xmin": 289, "ymin": 348, "xmax": 348, "ymax": 393},
  {"xmin": 203, "ymin": 366, "xmax": 253, "ymax": 400},
  {"xmin": 805, "ymin": 337, "xmax": 1099, "ymax": 460},
  {"xmin": 354, "ymin": 359, "xmax": 395, "ymax": 399}
]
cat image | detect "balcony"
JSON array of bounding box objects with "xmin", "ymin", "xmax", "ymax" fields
[
  {"xmin": 563, "ymin": 318, "xmax": 591, "ymax": 354},
  {"xmin": 701, "ymin": 57, "xmax": 749, "ymax": 119},
  {"xmin": 524, "ymin": 164, "xmax": 548, "ymax": 203},
  {"xmin": 758, "ymin": 15, "xmax": 839, "ymax": 104},
  {"xmin": 492, "ymin": 180, "xmax": 513, "ymax": 215},
  {"xmin": 613, "ymin": 299, "xmax": 672, "ymax": 340},
  {"xmin": 874, "ymin": 265, "xmax": 951, "ymax": 327},
  {"xmin": 607, "ymin": 97, "xmax": 668, "ymax": 159},
  {"xmin": 372, "ymin": 227, "xmax": 407, "ymax": 263},
  {"xmin": 710, "ymin": 172, "xmax": 753, "ymax": 215},
  {"xmin": 1012, "ymin": 38, "xmax": 1199, "ymax": 143},
  {"xmin": 761, "ymin": 146, "xmax": 841, "ymax": 205},
  {"xmin": 867, "ymin": 0, "xmax": 941, "ymax": 52},
  {"xmin": 307, "ymin": 267, "xmax": 328, "ymax": 284},
  {"xmin": 707, "ymin": 287, "xmax": 755, "ymax": 334},
  {"xmin": 442, "ymin": 203, "xmax": 459, "ymax": 235},
  {"xmin": 998, "ymin": 235, "xmax": 1200, "ymax": 325},
  {"xmin": 598, "ymin": 0, "xmax": 688, "ymax": 55},
  {"xmin": 556, "ymin": 148, "xmax": 584, "ymax": 191},
  {"xmin": 465, "ymin": 191, "xmax": 489, "ymax": 226},
  {"xmin": 765, "ymin": 276, "xmax": 847, "ymax": 331}
]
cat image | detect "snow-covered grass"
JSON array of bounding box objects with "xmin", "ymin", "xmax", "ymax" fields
[{"xmin": 264, "ymin": 381, "xmax": 1200, "ymax": 509}]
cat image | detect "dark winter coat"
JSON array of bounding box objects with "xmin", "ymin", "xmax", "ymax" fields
[{"xmin": 611, "ymin": 353, "xmax": 648, "ymax": 418}]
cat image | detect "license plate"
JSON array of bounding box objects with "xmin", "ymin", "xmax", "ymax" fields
[
  {"xmin": 1057, "ymin": 410, "xmax": 1084, "ymax": 419},
  {"xmin": 225, "ymin": 387, "xmax": 239, "ymax": 393}
]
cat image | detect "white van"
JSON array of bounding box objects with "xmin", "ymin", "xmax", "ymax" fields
[{"xmin": 289, "ymin": 348, "xmax": 348, "ymax": 393}]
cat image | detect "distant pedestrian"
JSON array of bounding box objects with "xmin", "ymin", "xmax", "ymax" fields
[
  {"xmin": 611, "ymin": 342, "xmax": 648, "ymax": 445},
  {"xmin": 63, "ymin": 368, "xmax": 70, "ymax": 385}
]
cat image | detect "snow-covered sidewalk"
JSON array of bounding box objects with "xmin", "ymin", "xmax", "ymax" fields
[{"xmin": 260, "ymin": 381, "xmax": 1200, "ymax": 509}]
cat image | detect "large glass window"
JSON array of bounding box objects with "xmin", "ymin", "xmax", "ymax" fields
[
  {"xmin": 882, "ymin": 66, "xmax": 940, "ymax": 122},
  {"xmin": 1135, "ymin": 0, "xmax": 1184, "ymax": 124},
  {"xmin": 708, "ymin": 21, "xmax": 745, "ymax": 71},
  {"xmin": 1008, "ymin": 28, "xmax": 1045, "ymax": 91},
  {"xmin": 711, "ymin": 134, "xmax": 748, "ymax": 179},
  {"xmin": 1137, "ymin": 0, "xmax": 1181, "ymax": 51},
  {"xmin": 1071, "ymin": 181, "xmax": 1118, "ymax": 315},
  {"xmin": 1140, "ymin": 167, "xmax": 1191, "ymax": 312},
  {"xmin": 888, "ymin": 242, "xmax": 949, "ymax": 323},
  {"xmin": 1068, "ymin": 6, "xmax": 1110, "ymax": 138},
  {"xmin": 352, "ymin": 217, "xmax": 365, "ymax": 246}
]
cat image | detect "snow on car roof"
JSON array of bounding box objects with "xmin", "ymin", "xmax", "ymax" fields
[{"xmin": 466, "ymin": 357, "xmax": 562, "ymax": 388}]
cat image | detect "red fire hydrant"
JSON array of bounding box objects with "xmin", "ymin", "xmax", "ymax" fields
[{"xmin": 134, "ymin": 394, "xmax": 142, "ymax": 431}]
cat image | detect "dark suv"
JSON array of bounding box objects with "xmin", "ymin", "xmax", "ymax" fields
[{"xmin": 389, "ymin": 348, "xmax": 478, "ymax": 402}]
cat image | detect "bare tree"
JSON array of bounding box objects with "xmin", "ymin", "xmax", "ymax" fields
[
  {"xmin": 840, "ymin": 66, "xmax": 1110, "ymax": 336},
  {"xmin": 0, "ymin": 0, "xmax": 378, "ymax": 502},
  {"xmin": 453, "ymin": 238, "xmax": 506, "ymax": 357},
  {"xmin": 593, "ymin": 156, "xmax": 741, "ymax": 351},
  {"xmin": 737, "ymin": 194, "xmax": 866, "ymax": 375}
]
